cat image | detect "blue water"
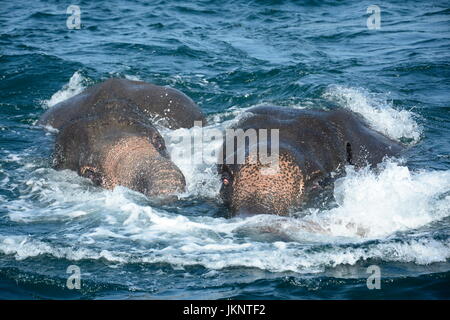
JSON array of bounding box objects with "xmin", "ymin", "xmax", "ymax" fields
[{"xmin": 1, "ymin": 0, "xmax": 449, "ymax": 299}]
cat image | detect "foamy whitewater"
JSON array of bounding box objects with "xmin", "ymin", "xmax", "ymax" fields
[{"xmin": 1, "ymin": 74, "xmax": 449, "ymax": 274}]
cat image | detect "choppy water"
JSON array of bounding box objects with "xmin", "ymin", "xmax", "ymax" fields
[{"xmin": 1, "ymin": 0, "xmax": 449, "ymax": 299}]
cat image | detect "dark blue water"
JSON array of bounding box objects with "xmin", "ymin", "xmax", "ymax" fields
[{"xmin": 1, "ymin": 0, "xmax": 449, "ymax": 299}]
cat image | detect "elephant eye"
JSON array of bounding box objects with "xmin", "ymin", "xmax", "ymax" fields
[
  {"xmin": 152, "ymin": 136, "xmax": 165, "ymax": 151},
  {"xmin": 221, "ymin": 172, "xmax": 231, "ymax": 186}
]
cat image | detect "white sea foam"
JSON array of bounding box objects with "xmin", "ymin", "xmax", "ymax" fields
[
  {"xmin": 300, "ymin": 160, "xmax": 450, "ymax": 238},
  {"xmin": 2, "ymin": 156, "xmax": 449, "ymax": 272},
  {"xmin": 0, "ymin": 231, "xmax": 448, "ymax": 272},
  {"xmin": 159, "ymin": 105, "xmax": 255, "ymax": 198},
  {"xmin": 323, "ymin": 85, "xmax": 422, "ymax": 143},
  {"xmin": 124, "ymin": 74, "xmax": 142, "ymax": 81},
  {"xmin": 42, "ymin": 71, "xmax": 88, "ymax": 108},
  {"xmin": 161, "ymin": 124, "xmax": 223, "ymax": 198}
]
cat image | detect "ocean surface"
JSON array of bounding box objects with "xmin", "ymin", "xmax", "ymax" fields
[{"xmin": 0, "ymin": 0, "xmax": 449, "ymax": 299}]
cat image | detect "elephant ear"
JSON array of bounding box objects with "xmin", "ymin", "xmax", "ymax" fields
[{"xmin": 346, "ymin": 142, "xmax": 353, "ymax": 164}]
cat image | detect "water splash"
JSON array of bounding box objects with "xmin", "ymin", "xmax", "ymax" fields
[{"xmin": 323, "ymin": 85, "xmax": 422, "ymax": 143}]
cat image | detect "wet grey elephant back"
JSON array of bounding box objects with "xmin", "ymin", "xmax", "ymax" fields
[
  {"xmin": 39, "ymin": 78, "xmax": 205, "ymax": 130},
  {"xmin": 239, "ymin": 106, "xmax": 403, "ymax": 170}
]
